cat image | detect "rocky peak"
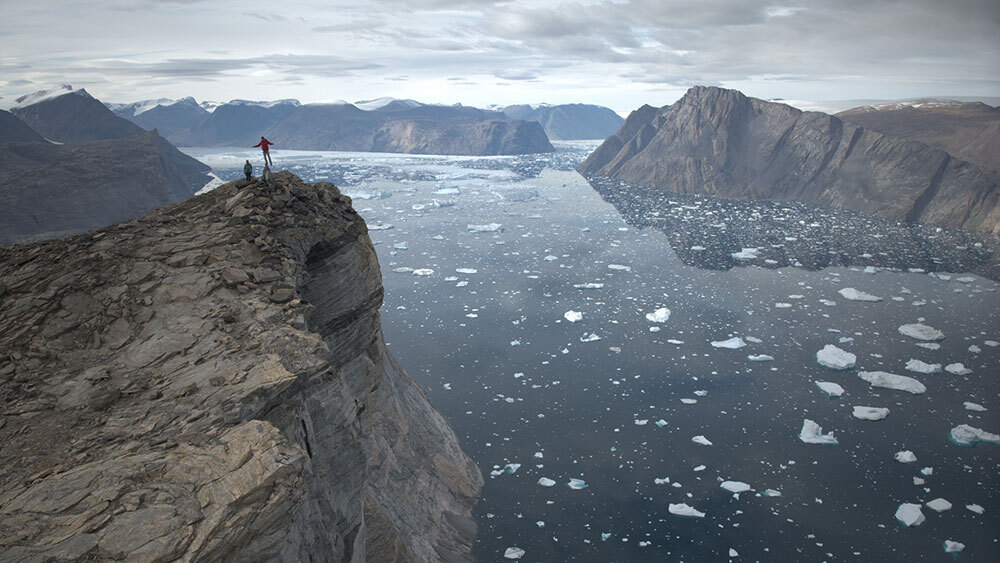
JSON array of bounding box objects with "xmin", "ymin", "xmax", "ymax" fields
[{"xmin": 0, "ymin": 172, "xmax": 482, "ymax": 561}]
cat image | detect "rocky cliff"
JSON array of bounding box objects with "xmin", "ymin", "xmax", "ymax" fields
[
  {"xmin": 578, "ymin": 86, "xmax": 1000, "ymax": 234},
  {"xmin": 12, "ymin": 89, "xmax": 146, "ymax": 143},
  {"xmin": 501, "ymin": 103, "xmax": 624, "ymax": 140},
  {"xmin": 0, "ymin": 110, "xmax": 46, "ymax": 143},
  {"xmin": 0, "ymin": 172, "xmax": 482, "ymax": 561}
]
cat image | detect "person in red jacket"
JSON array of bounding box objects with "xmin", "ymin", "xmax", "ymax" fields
[{"xmin": 253, "ymin": 136, "xmax": 275, "ymax": 166}]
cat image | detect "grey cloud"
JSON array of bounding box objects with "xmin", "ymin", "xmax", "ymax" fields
[{"xmin": 493, "ymin": 69, "xmax": 538, "ymax": 80}]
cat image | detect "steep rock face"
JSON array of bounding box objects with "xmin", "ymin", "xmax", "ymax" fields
[
  {"xmin": 111, "ymin": 97, "xmax": 211, "ymax": 139},
  {"xmin": 169, "ymin": 100, "xmax": 302, "ymax": 147},
  {"xmin": 837, "ymin": 100, "xmax": 1000, "ymax": 183},
  {"xmin": 0, "ymin": 110, "xmax": 46, "ymax": 143},
  {"xmin": 502, "ymin": 103, "xmax": 624, "ymax": 140},
  {"xmin": 11, "ymin": 90, "xmax": 146, "ymax": 143},
  {"xmin": 0, "ymin": 172, "xmax": 482, "ymax": 561},
  {"xmin": 0, "ymin": 130, "xmax": 212, "ymax": 244},
  {"xmin": 579, "ymin": 86, "xmax": 1000, "ymax": 234}
]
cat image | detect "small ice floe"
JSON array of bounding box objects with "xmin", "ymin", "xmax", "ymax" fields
[
  {"xmin": 412, "ymin": 268, "xmax": 434, "ymax": 276},
  {"xmin": 690, "ymin": 245, "xmax": 706, "ymax": 251},
  {"xmin": 456, "ymin": 268, "xmax": 478, "ymax": 274},
  {"xmin": 858, "ymin": 371, "xmax": 926, "ymax": 394},
  {"xmin": 503, "ymin": 547, "xmax": 526, "ymax": 559},
  {"xmin": 693, "ymin": 465, "xmax": 706, "ymax": 472},
  {"xmin": 393, "ymin": 267, "xmax": 414, "ymax": 273},
  {"xmin": 895, "ymin": 503, "xmax": 926, "ymax": 527},
  {"xmin": 819, "ymin": 299, "xmax": 836, "ymax": 306},
  {"xmin": 456, "ymin": 281, "xmax": 469, "ymax": 287},
  {"xmin": 580, "ymin": 333, "xmax": 602, "ymax": 343},
  {"xmin": 692, "ymin": 435, "xmax": 713, "ymax": 446},
  {"xmin": 433, "ymin": 187, "xmax": 460, "ymax": 195},
  {"xmin": 654, "ymin": 477, "xmax": 670, "ymax": 485},
  {"xmin": 574, "ymin": 282, "xmax": 604, "ymax": 289},
  {"xmin": 898, "ymin": 323, "xmax": 945, "ymax": 341},
  {"xmin": 745, "ymin": 336, "xmax": 762, "ymax": 343},
  {"xmin": 905, "ymin": 359, "xmax": 941, "ymax": 374},
  {"xmin": 537, "ymin": 477, "xmax": 556, "ymax": 487},
  {"xmin": 775, "ymin": 303, "xmax": 792, "ymax": 309},
  {"xmin": 645, "ymin": 307, "xmax": 671, "ymax": 323},
  {"xmin": 668, "ymin": 503, "xmax": 705, "ymax": 518},
  {"xmin": 838, "ymin": 287, "xmax": 882, "ymax": 301},
  {"xmin": 634, "ymin": 419, "xmax": 648, "ymax": 426},
  {"xmin": 969, "ymin": 345, "xmax": 981, "ymax": 353},
  {"xmin": 393, "ymin": 242, "xmax": 409, "ymax": 250},
  {"xmin": 649, "ymin": 327, "xmax": 661, "ymax": 333},
  {"xmin": 921, "ymin": 467, "xmax": 933, "ymax": 476},
  {"xmin": 567, "ymin": 478, "xmax": 588, "ymax": 489},
  {"xmin": 655, "ymin": 419, "xmax": 668, "ymax": 427},
  {"xmin": 748, "ymin": 354, "xmax": 774, "ymax": 362},
  {"xmin": 543, "ymin": 255, "xmax": 558, "ymax": 262},
  {"xmin": 986, "ymin": 340, "xmax": 999, "ymax": 347},
  {"xmin": 667, "ymin": 339, "xmax": 684, "ymax": 345},
  {"xmin": 816, "ymin": 345, "xmax": 856, "ymax": 370},
  {"xmin": 729, "ymin": 548, "xmax": 739, "ymax": 558},
  {"xmin": 955, "ymin": 276, "xmax": 976, "ymax": 284},
  {"xmin": 564, "ymin": 310, "xmax": 583, "ymax": 322},
  {"xmin": 815, "ymin": 381, "xmax": 845, "ymax": 397},
  {"xmin": 681, "ymin": 398, "xmax": 697, "ymax": 404},
  {"xmin": 852, "ymin": 406, "xmax": 890, "ymax": 421},
  {"xmin": 762, "ymin": 489, "xmax": 782, "ymax": 497},
  {"xmin": 731, "ymin": 248, "xmax": 759, "ymax": 260},
  {"xmin": 601, "ymin": 532, "xmax": 611, "ymax": 541},
  {"xmin": 949, "ymin": 424, "xmax": 1000, "ymax": 446},
  {"xmin": 467, "ymin": 223, "xmax": 503, "ymax": 232},
  {"xmin": 964, "ymin": 402, "xmax": 987, "ymax": 412},
  {"xmin": 608, "ymin": 264, "xmax": 632, "ymax": 271},
  {"xmin": 799, "ymin": 419, "xmax": 838, "ymax": 445},
  {"xmin": 925, "ymin": 498, "xmax": 952, "ymax": 512},
  {"xmin": 915, "ymin": 342, "xmax": 940, "ymax": 350},
  {"xmin": 894, "ymin": 450, "xmax": 917, "ymax": 463},
  {"xmin": 945, "ymin": 363, "xmax": 972, "ymax": 375},
  {"xmin": 369, "ymin": 223, "xmax": 394, "ymax": 230},
  {"xmin": 721, "ymin": 481, "xmax": 751, "ymax": 494},
  {"xmin": 966, "ymin": 504, "xmax": 985, "ymax": 515},
  {"xmin": 711, "ymin": 337, "xmax": 747, "ymax": 349},
  {"xmin": 504, "ymin": 463, "xmax": 521, "ymax": 474},
  {"xmin": 510, "ymin": 340, "xmax": 520, "ymax": 347},
  {"xmin": 943, "ymin": 540, "xmax": 965, "ymax": 553}
]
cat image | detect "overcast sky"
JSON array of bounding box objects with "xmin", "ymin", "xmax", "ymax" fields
[{"xmin": 2, "ymin": 0, "xmax": 997, "ymax": 114}]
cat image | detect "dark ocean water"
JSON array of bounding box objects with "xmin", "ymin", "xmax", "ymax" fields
[{"xmin": 185, "ymin": 144, "xmax": 999, "ymax": 561}]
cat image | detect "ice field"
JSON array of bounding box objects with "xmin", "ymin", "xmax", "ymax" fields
[{"xmin": 185, "ymin": 143, "xmax": 999, "ymax": 561}]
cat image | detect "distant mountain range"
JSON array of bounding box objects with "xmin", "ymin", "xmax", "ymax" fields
[
  {"xmin": 579, "ymin": 86, "xmax": 1000, "ymax": 234},
  {"xmin": 1, "ymin": 88, "xmax": 211, "ymax": 244},
  {"xmin": 500, "ymin": 103, "xmax": 624, "ymax": 140}
]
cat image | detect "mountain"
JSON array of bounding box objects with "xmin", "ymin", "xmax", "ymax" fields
[
  {"xmin": 0, "ymin": 130, "xmax": 211, "ymax": 244},
  {"xmin": 502, "ymin": 103, "xmax": 625, "ymax": 140},
  {"xmin": 170, "ymin": 99, "xmax": 301, "ymax": 147},
  {"xmin": 578, "ymin": 86, "xmax": 1000, "ymax": 234},
  {"xmin": 261, "ymin": 102, "xmax": 555, "ymax": 155},
  {"xmin": 836, "ymin": 100, "xmax": 1000, "ymax": 183},
  {"xmin": 0, "ymin": 172, "xmax": 482, "ymax": 561},
  {"xmin": 11, "ymin": 88, "xmax": 145, "ymax": 142},
  {"xmin": 0, "ymin": 109, "xmax": 46, "ymax": 143},
  {"xmin": 109, "ymin": 97, "xmax": 210, "ymax": 139}
]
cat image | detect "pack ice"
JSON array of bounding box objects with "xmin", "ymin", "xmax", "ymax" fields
[
  {"xmin": 816, "ymin": 345, "xmax": 856, "ymax": 370},
  {"xmin": 949, "ymin": 424, "xmax": 1000, "ymax": 446},
  {"xmin": 858, "ymin": 371, "xmax": 926, "ymax": 394},
  {"xmin": 799, "ymin": 419, "xmax": 838, "ymax": 445},
  {"xmin": 838, "ymin": 287, "xmax": 882, "ymax": 301},
  {"xmin": 898, "ymin": 323, "xmax": 944, "ymax": 341}
]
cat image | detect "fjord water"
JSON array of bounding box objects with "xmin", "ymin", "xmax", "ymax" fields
[{"xmin": 184, "ymin": 144, "xmax": 999, "ymax": 561}]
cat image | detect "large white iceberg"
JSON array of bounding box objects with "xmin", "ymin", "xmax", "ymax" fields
[
  {"xmin": 898, "ymin": 323, "xmax": 944, "ymax": 341},
  {"xmin": 949, "ymin": 424, "xmax": 1000, "ymax": 446},
  {"xmin": 895, "ymin": 503, "xmax": 926, "ymax": 527},
  {"xmin": 711, "ymin": 337, "xmax": 746, "ymax": 349},
  {"xmin": 668, "ymin": 503, "xmax": 705, "ymax": 517},
  {"xmin": 852, "ymin": 406, "xmax": 889, "ymax": 420},
  {"xmin": 858, "ymin": 371, "xmax": 926, "ymax": 394},
  {"xmin": 816, "ymin": 345, "xmax": 856, "ymax": 370},
  {"xmin": 838, "ymin": 287, "xmax": 882, "ymax": 301},
  {"xmin": 645, "ymin": 307, "xmax": 671, "ymax": 323},
  {"xmin": 799, "ymin": 419, "xmax": 838, "ymax": 445}
]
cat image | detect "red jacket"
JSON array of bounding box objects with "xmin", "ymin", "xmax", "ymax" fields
[{"xmin": 253, "ymin": 138, "xmax": 274, "ymax": 150}]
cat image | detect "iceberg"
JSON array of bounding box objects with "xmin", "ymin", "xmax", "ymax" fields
[
  {"xmin": 467, "ymin": 223, "xmax": 503, "ymax": 232},
  {"xmin": 503, "ymin": 463, "xmax": 521, "ymax": 474},
  {"xmin": 815, "ymin": 381, "xmax": 844, "ymax": 397},
  {"xmin": 945, "ymin": 363, "xmax": 971, "ymax": 375},
  {"xmin": 894, "ymin": 450, "xmax": 917, "ymax": 463},
  {"xmin": 537, "ymin": 477, "xmax": 556, "ymax": 487},
  {"xmin": 563, "ymin": 310, "xmax": 583, "ymax": 322},
  {"xmin": 799, "ymin": 419, "xmax": 838, "ymax": 445},
  {"xmin": 573, "ymin": 282, "xmax": 604, "ymax": 289},
  {"xmin": 762, "ymin": 489, "xmax": 782, "ymax": 497},
  {"xmin": 838, "ymin": 287, "xmax": 882, "ymax": 301},
  {"xmin": 567, "ymin": 478, "xmax": 588, "ymax": 489},
  {"xmin": 654, "ymin": 477, "xmax": 670, "ymax": 485},
  {"xmin": 455, "ymin": 268, "xmax": 478, "ymax": 274},
  {"xmin": 720, "ymin": 481, "xmax": 751, "ymax": 493},
  {"xmin": 731, "ymin": 248, "xmax": 759, "ymax": 260},
  {"xmin": 580, "ymin": 333, "xmax": 602, "ymax": 343},
  {"xmin": 503, "ymin": 547, "xmax": 526, "ymax": 559},
  {"xmin": 655, "ymin": 419, "xmax": 667, "ymax": 428},
  {"xmin": 748, "ymin": 354, "xmax": 774, "ymax": 362},
  {"xmin": 966, "ymin": 504, "xmax": 984, "ymax": 515},
  {"xmin": 943, "ymin": 540, "xmax": 965, "ymax": 553},
  {"xmin": 949, "ymin": 424, "xmax": 1000, "ymax": 446},
  {"xmin": 668, "ymin": 503, "xmax": 705, "ymax": 518},
  {"xmin": 895, "ymin": 503, "xmax": 925, "ymax": 527},
  {"xmin": 898, "ymin": 323, "xmax": 944, "ymax": 341},
  {"xmin": 852, "ymin": 406, "xmax": 889, "ymax": 421},
  {"xmin": 711, "ymin": 337, "xmax": 747, "ymax": 349},
  {"xmin": 608, "ymin": 264, "xmax": 632, "ymax": 271},
  {"xmin": 412, "ymin": 268, "xmax": 434, "ymax": 276},
  {"xmin": 904, "ymin": 359, "xmax": 941, "ymax": 374},
  {"xmin": 691, "ymin": 435, "xmax": 713, "ymax": 446},
  {"xmin": 645, "ymin": 307, "xmax": 671, "ymax": 323},
  {"xmin": 858, "ymin": 371, "xmax": 926, "ymax": 394},
  {"xmin": 925, "ymin": 498, "xmax": 952, "ymax": 512},
  {"xmin": 963, "ymin": 402, "xmax": 986, "ymax": 412},
  {"xmin": 816, "ymin": 344, "xmax": 856, "ymax": 370}
]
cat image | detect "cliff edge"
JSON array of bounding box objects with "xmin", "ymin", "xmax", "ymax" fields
[{"xmin": 0, "ymin": 172, "xmax": 482, "ymax": 561}]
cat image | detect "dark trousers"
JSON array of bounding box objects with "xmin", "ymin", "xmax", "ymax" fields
[
  {"xmin": 262, "ymin": 150, "xmax": 273, "ymax": 166},
  {"xmin": 245, "ymin": 171, "xmax": 252, "ymax": 180}
]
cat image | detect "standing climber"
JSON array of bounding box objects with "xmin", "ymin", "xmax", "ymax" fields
[
  {"xmin": 243, "ymin": 159, "xmax": 253, "ymax": 181},
  {"xmin": 253, "ymin": 136, "xmax": 275, "ymax": 166}
]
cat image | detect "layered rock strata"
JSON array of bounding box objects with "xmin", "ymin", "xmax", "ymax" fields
[
  {"xmin": 0, "ymin": 172, "xmax": 482, "ymax": 561},
  {"xmin": 579, "ymin": 86, "xmax": 1000, "ymax": 234}
]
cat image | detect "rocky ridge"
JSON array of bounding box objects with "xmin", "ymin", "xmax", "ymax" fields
[
  {"xmin": 501, "ymin": 103, "xmax": 624, "ymax": 140},
  {"xmin": 0, "ymin": 172, "xmax": 482, "ymax": 561},
  {"xmin": 579, "ymin": 86, "xmax": 1000, "ymax": 234}
]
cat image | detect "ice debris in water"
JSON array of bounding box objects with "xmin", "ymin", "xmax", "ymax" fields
[
  {"xmin": 964, "ymin": 402, "xmax": 986, "ymax": 412},
  {"xmin": 412, "ymin": 268, "xmax": 434, "ymax": 276},
  {"xmin": 949, "ymin": 424, "xmax": 1000, "ymax": 446},
  {"xmin": 580, "ymin": 333, "xmax": 602, "ymax": 343},
  {"xmin": 455, "ymin": 268, "xmax": 478, "ymax": 274},
  {"xmin": 816, "ymin": 344, "xmax": 856, "ymax": 370},
  {"xmin": 691, "ymin": 435, "xmax": 713, "ymax": 446},
  {"xmin": 729, "ymin": 548, "xmax": 739, "ymax": 558},
  {"xmin": 467, "ymin": 223, "xmax": 503, "ymax": 232},
  {"xmin": 654, "ymin": 477, "xmax": 670, "ymax": 485},
  {"xmin": 503, "ymin": 547, "xmax": 525, "ymax": 559},
  {"xmin": 748, "ymin": 354, "xmax": 774, "ymax": 362},
  {"xmin": 898, "ymin": 323, "xmax": 945, "ymax": 341},
  {"xmin": 668, "ymin": 503, "xmax": 705, "ymax": 518},
  {"xmin": 721, "ymin": 481, "xmax": 751, "ymax": 493},
  {"xmin": 563, "ymin": 310, "xmax": 583, "ymax": 322},
  {"xmin": 858, "ymin": 371, "xmax": 926, "ymax": 394},
  {"xmin": 537, "ymin": 477, "xmax": 556, "ymax": 487},
  {"xmin": 895, "ymin": 503, "xmax": 925, "ymax": 527},
  {"xmin": 815, "ymin": 381, "xmax": 844, "ymax": 397},
  {"xmin": 608, "ymin": 264, "xmax": 631, "ymax": 271},
  {"xmin": 905, "ymin": 359, "xmax": 941, "ymax": 374},
  {"xmin": 711, "ymin": 337, "xmax": 746, "ymax": 349},
  {"xmin": 645, "ymin": 307, "xmax": 671, "ymax": 323},
  {"xmin": 762, "ymin": 489, "xmax": 782, "ymax": 497},
  {"xmin": 838, "ymin": 287, "xmax": 882, "ymax": 301},
  {"xmin": 966, "ymin": 504, "xmax": 984, "ymax": 515},
  {"xmin": 503, "ymin": 463, "xmax": 521, "ymax": 474},
  {"xmin": 573, "ymin": 282, "xmax": 604, "ymax": 289},
  {"xmin": 945, "ymin": 363, "xmax": 972, "ymax": 375},
  {"xmin": 799, "ymin": 419, "xmax": 838, "ymax": 445},
  {"xmin": 894, "ymin": 450, "xmax": 917, "ymax": 463},
  {"xmin": 943, "ymin": 540, "xmax": 965, "ymax": 553},
  {"xmin": 731, "ymin": 248, "xmax": 759, "ymax": 260},
  {"xmin": 926, "ymin": 498, "xmax": 952, "ymax": 512},
  {"xmin": 852, "ymin": 406, "xmax": 890, "ymax": 421},
  {"xmin": 567, "ymin": 478, "xmax": 588, "ymax": 489}
]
